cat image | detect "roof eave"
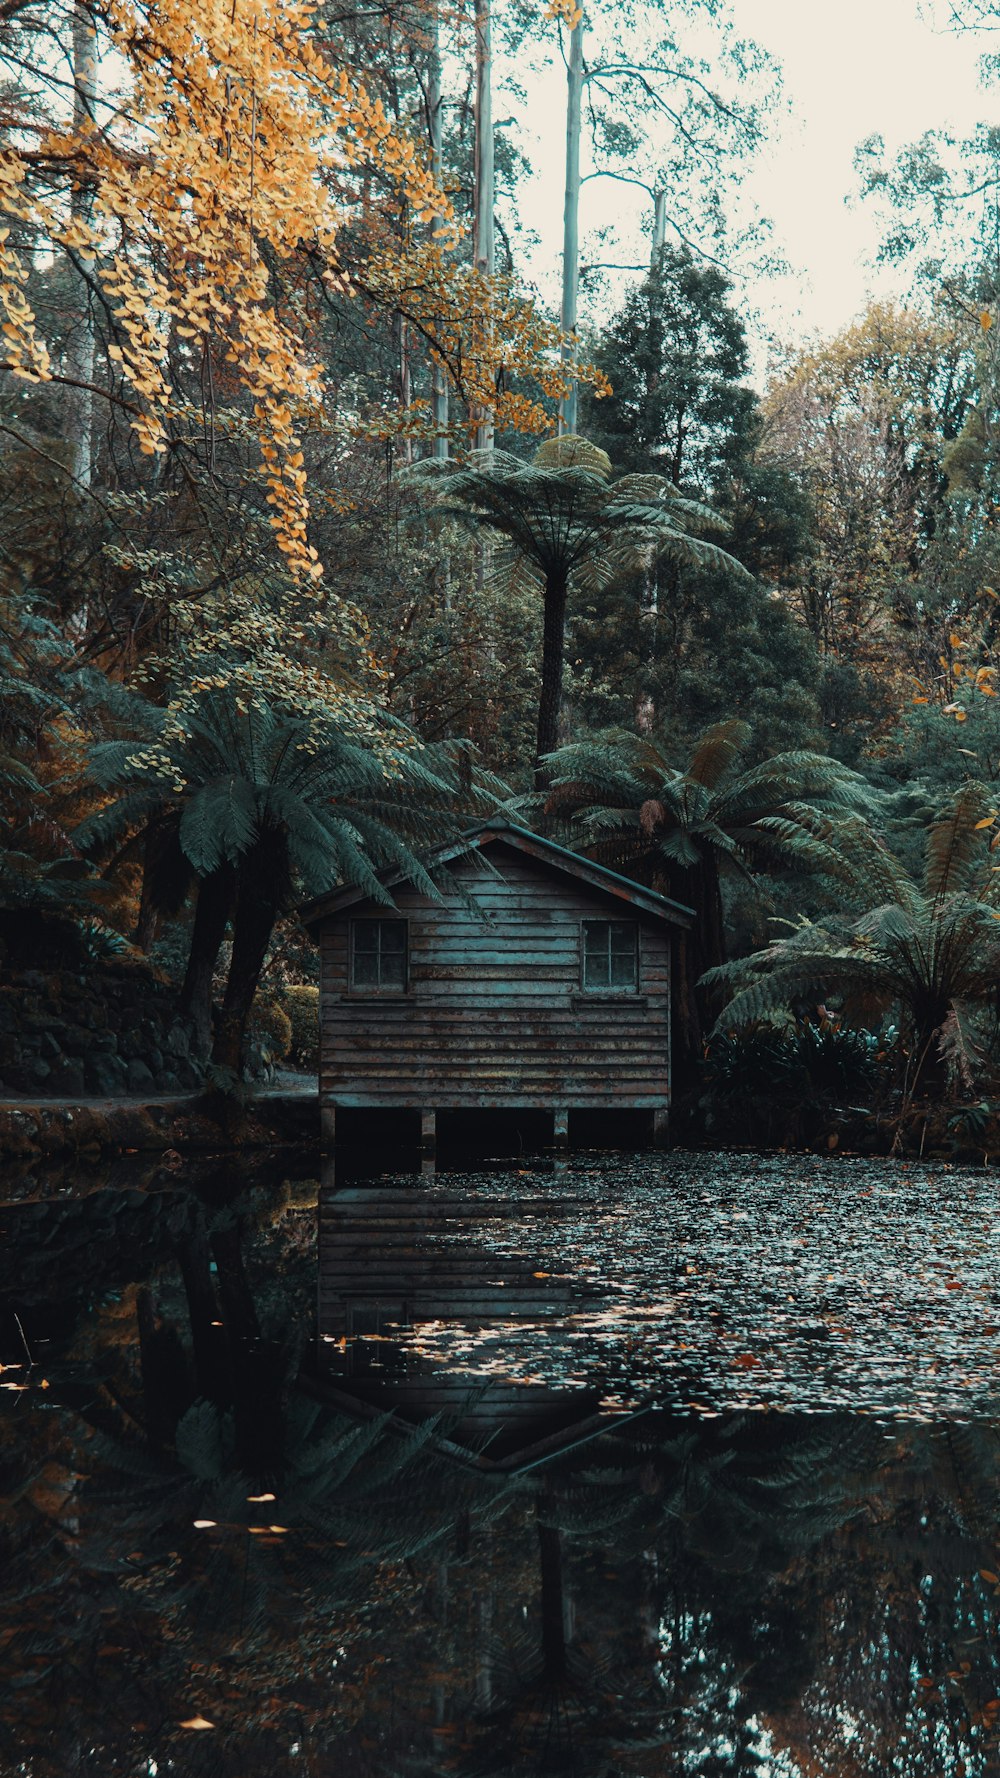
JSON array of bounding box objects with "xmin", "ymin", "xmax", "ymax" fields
[{"xmin": 300, "ymin": 819, "xmax": 694, "ymax": 931}]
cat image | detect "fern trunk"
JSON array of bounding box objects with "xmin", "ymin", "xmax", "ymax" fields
[
  {"xmin": 910, "ymin": 1000, "xmax": 951, "ymax": 1099},
  {"xmin": 179, "ymin": 865, "xmax": 235, "ymax": 1057},
  {"xmin": 672, "ymin": 856, "xmax": 726, "ymax": 1074},
  {"xmin": 535, "ymin": 567, "xmax": 569, "ymax": 787},
  {"xmin": 211, "ymin": 840, "xmax": 285, "ymax": 1078}
]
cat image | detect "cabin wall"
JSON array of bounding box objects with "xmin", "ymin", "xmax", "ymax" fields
[{"xmin": 318, "ymin": 847, "xmax": 672, "ymax": 1111}]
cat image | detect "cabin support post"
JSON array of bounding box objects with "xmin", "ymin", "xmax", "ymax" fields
[
  {"xmin": 652, "ymin": 1107, "xmax": 669, "ymax": 1148},
  {"xmin": 420, "ymin": 1108, "xmax": 437, "ymax": 1153},
  {"xmin": 321, "ymin": 1102, "xmax": 337, "ymax": 1148},
  {"xmin": 552, "ymin": 1107, "xmax": 569, "ymax": 1149}
]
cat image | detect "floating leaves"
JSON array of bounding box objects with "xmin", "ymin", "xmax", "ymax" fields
[{"xmin": 370, "ymin": 1151, "xmax": 1000, "ymax": 1421}]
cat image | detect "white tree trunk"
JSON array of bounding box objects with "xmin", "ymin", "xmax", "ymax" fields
[
  {"xmin": 651, "ymin": 186, "xmax": 668, "ymax": 268},
  {"xmin": 63, "ymin": 1, "xmax": 97, "ymax": 489},
  {"xmin": 428, "ymin": 13, "xmax": 449, "ymax": 459},
  {"xmin": 473, "ymin": 0, "xmax": 494, "ymax": 452},
  {"xmin": 558, "ymin": 13, "xmax": 584, "ymax": 437}
]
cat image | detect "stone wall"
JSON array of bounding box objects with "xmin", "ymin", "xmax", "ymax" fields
[{"xmin": 0, "ymin": 964, "xmax": 203, "ymax": 1099}]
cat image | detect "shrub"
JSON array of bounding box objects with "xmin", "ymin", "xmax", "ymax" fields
[
  {"xmin": 698, "ymin": 1018, "xmax": 881, "ymax": 1146},
  {"xmin": 248, "ymin": 995, "xmax": 293, "ymax": 1074},
  {"xmin": 284, "ymin": 984, "xmax": 320, "ymax": 1070}
]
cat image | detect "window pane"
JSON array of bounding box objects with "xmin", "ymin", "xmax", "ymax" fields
[
  {"xmin": 610, "ymin": 945, "xmax": 637, "ymax": 988},
  {"xmin": 379, "ymin": 948, "xmax": 407, "ymax": 988},
  {"xmin": 583, "ymin": 920, "xmax": 637, "ymax": 990},
  {"xmin": 352, "ymin": 920, "xmax": 407, "ymax": 989},
  {"xmin": 353, "ymin": 948, "xmax": 380, "ymax": 985},
  {"xmin": 582, "ymin": 922, "xmax": 610, "ymax": 988},
  {"xmin": 583, "ymin": 920, "xmax": 608, "ymax": 956}
]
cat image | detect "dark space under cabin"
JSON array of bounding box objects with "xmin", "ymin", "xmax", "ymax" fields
[{"xmin": 303, "ymin": 820, "xmax": 693, "ymax": 1148}]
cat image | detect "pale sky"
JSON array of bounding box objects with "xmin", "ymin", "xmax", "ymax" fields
[{"xmin": 508, "ymin": 0, "xmax": 991, "ymax": 376}]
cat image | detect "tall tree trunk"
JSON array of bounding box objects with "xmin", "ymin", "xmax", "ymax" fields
[
  {"xmin": 397, "ymin": 314, "xmax": 413, "ymax": 463},
  {"xmin": 651, "ymin": 185, "xmax": 668, "ymax": 268},
  {"xmin": 211, "ymin": 843, "xmax": 283, "ymax": 1078},
  {"xmin": 63, "ymin": 1, "xmax": 97, "ymax": 489},
  {"xmin": 535, "ymin": 567, "xmax": 569, "ymax": 785},
  {"xmin": 428, "ymin": 12, "xmax": 449, "ymax": 460},
  {"xmin": 558, "ymin": 12, "xmax": 584, "ymax": 437},
  {"xmin": 134, "ymin": 845, "xmax": 160, "ymax": 953},
  {"xmin": 472, "ymin": 0, "xmax": 494, "ymax": 452},
  {"xmin": 133, "ymin": 811, "xmax": 181, "ymax": 953},
  {"xmin": 673, "ymin": 855, "xmax": 725, "ymax": 1075},
  {"xmin": 179, "ymin": 866, "xmax": 235, "ymax": 1058}
]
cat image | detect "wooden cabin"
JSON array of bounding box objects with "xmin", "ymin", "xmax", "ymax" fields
[{"xmin": 302, "ymin": 819, "xmax": 693, "ymax": 1148}]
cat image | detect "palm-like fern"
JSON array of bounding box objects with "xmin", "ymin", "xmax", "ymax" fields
[
  {"xmin": 705, "ymin": 782, "xmax": 1000, "ymax": 1095},
  {"xmin": 78, "ymin": 686, "xmax": 495, "ymax": 1075},
  {"xmin": 407, "ymin": 435, "xmax": 748, "ymax": 780},
  {"xmin": 543, "ymin": 719, "xmax": 870, "ymax": 1063}
]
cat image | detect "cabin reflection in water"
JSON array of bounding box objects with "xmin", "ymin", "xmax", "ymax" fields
[{"xmin": 316, "ymin": 1173, "xmax": 609, "ymax": 1464}]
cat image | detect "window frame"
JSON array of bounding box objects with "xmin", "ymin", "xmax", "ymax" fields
[
  {"xmin": 580, "ymin": 917, "xmax": 640, "ymax": 994},
  {"xmin": 348, "ymin": 916, "xmax": 409, "ymax": 995}
]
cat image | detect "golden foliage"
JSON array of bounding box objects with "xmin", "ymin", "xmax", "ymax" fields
[{"xmin": 1, "ymin": 0, "xmax": 602, "ymax": 589}]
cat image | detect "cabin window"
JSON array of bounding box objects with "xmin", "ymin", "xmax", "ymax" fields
[
  {"xmin": 350, "ymin": 918, "xmax": 407, "ymax": 990},
  {"xmin": 582, "ymin": 919, "xmax": 639, "ymax": 991}
]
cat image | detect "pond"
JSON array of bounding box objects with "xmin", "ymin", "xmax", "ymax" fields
[{"xmin": 3, "ymin": 1144, "xmax": 1000, "ymax": 1775}]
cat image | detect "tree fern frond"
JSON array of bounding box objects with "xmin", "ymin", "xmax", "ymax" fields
[
  {"xmin": 924, "ymin": 780, "xmax": 994, "ymax": 900},
  {"xmin": 685, "ymin": 720, "xmax": 750, "ymax": 791}
]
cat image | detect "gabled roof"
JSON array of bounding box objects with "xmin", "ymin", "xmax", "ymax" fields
[{"xmin": 301, "ymin": 818, "xmax": 694, "ymax": 930}]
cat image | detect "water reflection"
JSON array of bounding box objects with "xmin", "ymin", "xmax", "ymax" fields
[{"xmin": 2, "ymin": 1151, "xmax": 1000, "ymax": 1774}]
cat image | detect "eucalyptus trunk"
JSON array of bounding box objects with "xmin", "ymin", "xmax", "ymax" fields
[
  {"xmin": 62, "ymin": 1, "xmax": 97, "ymax": 489},
  {"xmin": 472, "ymin": 0, "xmax": 494, "ymax": 451},
  {"xmin": 535, "ymin": 567, "xmax": 569, "ymax": 786},
  {"xmin": 651, "ymin": 186, "xmax": 668, "ymax": 267},
  {"xmin": 428, "ymin": 12, "xmax": 449, "ymax": 459},
  {"xmin": 558, "ymin": 13, "xmax": 584, "ymax": 436}
]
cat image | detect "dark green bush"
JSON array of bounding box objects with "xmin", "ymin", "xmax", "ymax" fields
[
  {"xmin": 698, "ymin": 1019, "xmax": 881, "ymax": 1146},
  {"xmin": 284, "ymin": 984, "xmax": 319, "ymax": 1070}
]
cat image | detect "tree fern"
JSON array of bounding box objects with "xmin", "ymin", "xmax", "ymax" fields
[
  {"xmin": 709, "ymin": 782, "xmax": 1000, "ymax": 1095},
  {"xmin": 78, "ymin": 683, "xmax": 501, "ymax": 1075},
  {"xmin": 407, "ymin": 436, "xmax": 748, "ymax": 779},
  {"xmin": 542, "ymin": 722, "xmax": 872, "ymax": 1065}
]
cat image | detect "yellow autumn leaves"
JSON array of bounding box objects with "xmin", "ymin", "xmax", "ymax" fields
[{"xmin": 0, "ymin": 0, "xmax": 593, "ymax": 593}]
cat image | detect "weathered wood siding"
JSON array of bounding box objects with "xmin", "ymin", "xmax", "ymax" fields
[{"xmin": 318, "ymin": 843, "xmax": 672, "ymax": 1111}]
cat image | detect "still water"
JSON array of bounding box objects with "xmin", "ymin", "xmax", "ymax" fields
[{"xmin": 3, "ymin": 1144, "xmax": 1000, "ymax": 1775}]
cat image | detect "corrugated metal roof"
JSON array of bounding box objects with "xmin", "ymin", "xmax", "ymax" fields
[{"xmin": 301, "ymin": 817, "xmax": 694, "ymax": 929}]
